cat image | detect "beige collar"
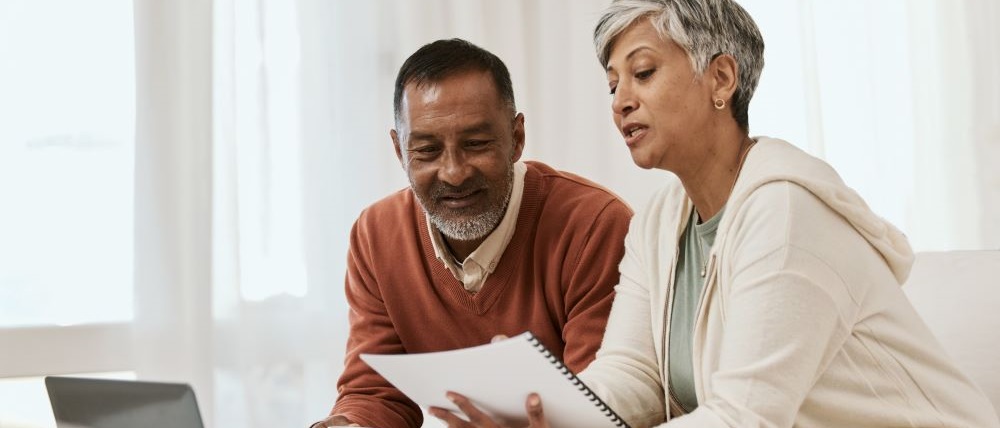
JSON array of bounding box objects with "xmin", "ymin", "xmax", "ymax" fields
[{"xmin": 427, "ymin": 162, "xmax": 527, "ymax": 293}]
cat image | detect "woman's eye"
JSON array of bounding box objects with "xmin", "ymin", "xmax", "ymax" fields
[
  {"xmin": 635, "ymin": 69, "xmax": 655, "ymax": 80},
  {"xmin": 609, "ymin": 85, "xmax": 617, "ymax": 96}
]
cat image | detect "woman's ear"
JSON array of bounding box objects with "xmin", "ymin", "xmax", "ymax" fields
[{"xmin": 709, "ymin": 53, "xmax": 739, "ymax": 105}]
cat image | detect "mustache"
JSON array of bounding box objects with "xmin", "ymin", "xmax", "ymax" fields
[{"xmin": 429, "ymin": 177, "xmax": 487, "ymax": 200}]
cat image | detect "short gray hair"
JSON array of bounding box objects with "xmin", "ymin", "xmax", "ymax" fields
[{"xmin": 594, "ymin": 0, "xmax": 764, "ymax": 131}]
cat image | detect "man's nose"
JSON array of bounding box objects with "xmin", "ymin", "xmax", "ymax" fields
[{"xmin": 437, "ymin": 149, "xmax": 474, "ymax": 187}]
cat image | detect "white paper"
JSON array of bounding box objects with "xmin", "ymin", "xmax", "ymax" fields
[{"xmin": 360, "ymin": 332, "xmax": 626, "ymax": 428}]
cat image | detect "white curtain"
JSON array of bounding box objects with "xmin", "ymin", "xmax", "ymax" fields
[
  {"xmin": 132, "ymin": 0, "xmax": 216, "ymax": 424},
  {"xmin": 905, "ymin": 0, "xmax": 1000, "ymax": 250},
  {"xmin": 130, "ymin": 1, "xmax": 1000, "ymax": 427}
]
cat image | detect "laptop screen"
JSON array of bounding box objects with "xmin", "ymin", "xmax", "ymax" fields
[{"xmin": 45, "ymin": 377, "xmax": 204, "ymax": 428}]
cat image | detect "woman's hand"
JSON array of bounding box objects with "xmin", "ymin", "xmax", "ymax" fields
[{"xmin": 429, "ymin": 392, "xmax": 550, "ymax": 428}]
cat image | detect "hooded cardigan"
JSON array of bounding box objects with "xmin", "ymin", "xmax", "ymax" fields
[{"xmin": 580, "ymin": 138, "xmax": 999, "ymax": 428}]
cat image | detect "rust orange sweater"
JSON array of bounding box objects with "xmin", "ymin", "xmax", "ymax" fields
[{"xmin": 331, "ymin": 161, "xmax": 632, "ymax": 428}]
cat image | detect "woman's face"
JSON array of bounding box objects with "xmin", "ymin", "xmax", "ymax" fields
[{"xmin": 605, "ymin": 20, "xmax": 716, "ymax": 172}]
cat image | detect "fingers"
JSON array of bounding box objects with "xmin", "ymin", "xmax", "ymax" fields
[
  {"xmin": 429, "ymin": 406, "xmax": 474, "ymax": 428},
  {"xmin": 490, "ymin": 334, "xmax": 509, "ymax": 343},
  {"xmin": 525, "ymin": 393, "xmax": 549, "ymax": 427},
  {"xmin": 429, "ymin": 392, "xmax": 501, "ymax": 427},
  {"xmin": 429, "ymin": 391, "xmax": 548, "ymax": 428},
  {"xmin": 448, "ymin": 392, "xmax": 501, "ymax": 427}
]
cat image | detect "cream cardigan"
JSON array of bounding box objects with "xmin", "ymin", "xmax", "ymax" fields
[{"xmin": 579, "ymin": 138, "xmax": 999, "ymax": 428}]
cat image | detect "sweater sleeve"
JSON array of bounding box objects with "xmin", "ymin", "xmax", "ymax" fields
[
  {"xmin": 559, "ymin": 198, "xmax": 633, "ymax": 373},
  {"xmin": 332, "ymin": 219, "xmax": 422, "ymax": 428},
  {"xmin": 577, "ymin": 203, "xmax": 668, "ymax": 428},
  {"xmin": 665, "ymin": 182, "xmax": 856, "ymax": 428}
]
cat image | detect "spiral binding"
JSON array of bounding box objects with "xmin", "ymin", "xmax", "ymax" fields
[{"xmin": 525, "ymin": 333, "xmax": 631, "ymax": 428}]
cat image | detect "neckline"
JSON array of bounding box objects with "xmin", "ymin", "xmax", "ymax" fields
[
  {"xmin": 417, "ymin": 165, "xmax": 543, "ymax": 314},
  {"xmin": 728, "ymin": 136, "xmax": 757, "ymax": 201}
]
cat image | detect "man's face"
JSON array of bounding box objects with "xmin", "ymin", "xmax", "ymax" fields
[{"xmin": 391, "ymin": 70, "xmax": 525, "ymax": 242}]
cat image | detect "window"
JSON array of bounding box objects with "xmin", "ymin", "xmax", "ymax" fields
[
  {"xmin": 0, "ymin": 1, "xmax": 135, "ymax": 426},
  {"xmin": 0, "ymin": 0, "xmax": 135, "ymax": 328}
]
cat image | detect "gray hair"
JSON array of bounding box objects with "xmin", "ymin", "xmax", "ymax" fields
[{"xmin": 594, "ymin": 0, "xmax": 764, "ymax": 131}]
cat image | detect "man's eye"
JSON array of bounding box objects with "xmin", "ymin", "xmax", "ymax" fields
[
  {"xmin": 413, "ymin": 146, "xmax": 439, "ymax": 154},
  {"xmin": 467, "ymin": 140, "xmax": 491, "ymax": 147},
  {"xmin": 609, "ymin": 86, "xmax": 617, "ymax": 96}
]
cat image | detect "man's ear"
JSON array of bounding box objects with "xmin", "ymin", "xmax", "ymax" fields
[
  {"xmin": 709, "ymin": 53, "xmax": 739, "ymax": 107},
  {"xmin": 391, "ymin": 129, "xmax": 404, "ymax": 166},
  {"xmin": 511, "ymin": 112, "xmax": 525, "ymax": 162}
]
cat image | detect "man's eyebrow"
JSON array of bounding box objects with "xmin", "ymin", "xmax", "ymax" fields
[
  {"xmin": 407, "ymin": 131, "xmax": 438, "ymax": 142},
  {"xmin": 458, "ymin": 121, "xmax": 496, "ymax": 135},
  {"xmin": 408, "ymin": 121, "xmax": 497, "ymax": 141}
]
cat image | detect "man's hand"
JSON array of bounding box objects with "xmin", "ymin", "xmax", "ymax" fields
[
  {"xmin": 429, "ymin": 392, "xmax": 550, "ymax": 428},
  {"xmin": 309, "ymin": 415, "xmax": 360, "ymax": 427}
]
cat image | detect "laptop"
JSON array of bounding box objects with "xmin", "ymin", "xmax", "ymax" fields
[{"xmin": 45, "ymin": 376, "xmax": 205, "ymax": 428}]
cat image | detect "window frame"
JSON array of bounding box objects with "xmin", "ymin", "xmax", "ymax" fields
[{"xmin": 0, "ymin": 324, "xmax": 133, "ymax": 378}]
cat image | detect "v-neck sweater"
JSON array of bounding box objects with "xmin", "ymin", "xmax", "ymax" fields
[
  {"xmin": 427, "ymin": 162, "xmax": 527, "ymax": 292},
  {"xmin": 333, "ymin": 161, "xmax": 633, "ymax": 428}
]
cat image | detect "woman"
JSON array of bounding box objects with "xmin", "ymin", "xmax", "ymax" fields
[{"xmin": 431, "ymin": 0, "xmax": 1000, "ymax": 427}]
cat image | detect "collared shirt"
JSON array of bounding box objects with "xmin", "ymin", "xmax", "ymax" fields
[{"xmin": 427, "ymin": 162, "xmax": 527, "ymax": 293}]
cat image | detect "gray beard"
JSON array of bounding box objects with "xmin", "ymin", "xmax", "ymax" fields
[{"xmin": 424, "ymin": 166, "xmax": 514, "ymax": 242}]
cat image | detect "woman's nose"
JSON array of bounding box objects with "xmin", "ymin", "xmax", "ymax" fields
[{"xmin": 611, "ymin": 85, "xmax": 637, "ymax": 116}]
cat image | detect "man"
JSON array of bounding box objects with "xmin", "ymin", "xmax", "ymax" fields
[{"xmin": 312, "ymin": 38, "xmax": 632, "ymax": 428}]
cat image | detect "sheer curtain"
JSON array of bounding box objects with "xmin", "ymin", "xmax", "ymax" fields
[
  {"xmin": 743, "ymin": 0, "xmax": 999, "ymax": 251},
  {"xmin": 132, "ymin": 0, "xmax": 215, "ymax": 425},
  {"xmin": 906, "ymin": 0, "xmax": 1000, "ymax": 250},
  {"xmin": 129, "ymin": 1, "xmax": 1000, "ymax": 427}
]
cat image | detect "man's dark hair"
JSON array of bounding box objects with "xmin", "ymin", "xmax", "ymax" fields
[{"xmin": 393, "ymin": 38, "xmax": 515, "ymax": 125}]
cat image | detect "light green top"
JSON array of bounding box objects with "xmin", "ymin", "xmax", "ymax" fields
[{"xmin": 668, "ymin": 206, "xmax": 724, "ymax": 414}]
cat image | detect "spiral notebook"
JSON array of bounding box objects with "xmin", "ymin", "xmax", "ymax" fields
[{"xmin": 360, "ymin": 332, "xmax": 629, "ymax": 428}]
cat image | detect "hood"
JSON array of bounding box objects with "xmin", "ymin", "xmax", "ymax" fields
[{"xmin": 721, "ymin": 137, "xmax": 914, "ymax": 284}]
